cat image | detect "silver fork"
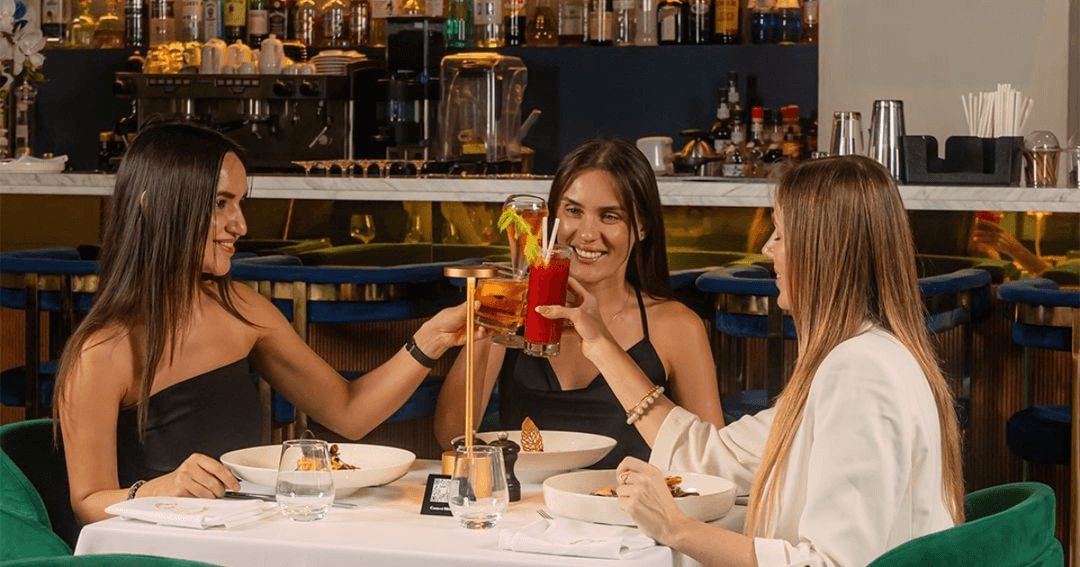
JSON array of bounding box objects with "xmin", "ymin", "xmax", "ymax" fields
[{"xmin": 536, "ymin": 508, "xmax": 554, "ymax": 520}]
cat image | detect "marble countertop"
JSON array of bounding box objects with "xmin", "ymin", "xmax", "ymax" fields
[{"xmin": 2, "ymin": 173, "xmax": 1078, "ymax": 212}]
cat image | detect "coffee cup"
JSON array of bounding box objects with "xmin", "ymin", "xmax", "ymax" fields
[{"xmin": 636, "ymin": 136, "xmax": 674, "ymax": 175}]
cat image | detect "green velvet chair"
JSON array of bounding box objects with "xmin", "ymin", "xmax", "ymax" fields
[
  {"xmin": 0, "ymin": 555, "xmax": 225, "ymax": 567},
  {"xmin": 866, "ymin": 482, "xmax": 1063, "ymax": 567}
]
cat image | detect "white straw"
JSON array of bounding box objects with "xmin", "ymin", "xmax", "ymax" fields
[
  {"xmin": 541, "ymin": 217, "xmax": 548, "ymax": 263},
  {"xmin": 542, "ymin": 218, "xmax": 560, "ymax": 263}
]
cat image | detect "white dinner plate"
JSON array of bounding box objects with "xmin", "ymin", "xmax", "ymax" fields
[
  {"xmin": 221, "ymin": 443, "xmax": 415, "ymax": 493},
  {"xmin": 470, "ymin": 430, "xmax": 617, "ymax": 484},
  {"xmin": 543, "ymin": 469, "xmax": 736, "ymax": 526}
]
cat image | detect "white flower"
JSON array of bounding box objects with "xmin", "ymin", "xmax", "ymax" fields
[
  {"xmin": 0, "ymin": 0, "xmax": 16, "ymax": 33},
  {"xmin": 12, "ymin": 26, "xmax": 43, "ymax": 69}
]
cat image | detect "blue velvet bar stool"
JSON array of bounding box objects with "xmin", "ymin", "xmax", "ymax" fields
[
  {"xmin": 0, "ymin": 248, "xmax": 97, "ymax": 420},
  {"xmin": 695, "ymin": 265, "xmax": 795, "ymax": 421},
  {"xmin": 997, "ymin": 277, "xmax": 1079, "ymax": 566},
  {"xmin": 696, "ymin": 262, "xmax": 993, "ymax": 423},
  {"xmin": 231, "ymin": 248, "xmax": 476, "ymax": 441}
]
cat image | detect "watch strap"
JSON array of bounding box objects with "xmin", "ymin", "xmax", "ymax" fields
[{"xmin": 404, "ymin": 337, "xmax": 437, "ymax": 368}]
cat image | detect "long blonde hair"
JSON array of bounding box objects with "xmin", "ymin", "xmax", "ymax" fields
[{"xmin": 743, "ymin": 155, "xmax": 965, "ymax": 535}]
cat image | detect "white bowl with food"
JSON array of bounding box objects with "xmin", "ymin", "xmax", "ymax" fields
[
  {"xmin": 542, "ymin": 469, "xmax": 736, "ymax": 526},
  {"xmin": 469, "ymin": 430, "xmax": 617, "ymax": 484},
  {"xmin": 221, "ymin": 443, "xmax": 416, "ymax": 494}
]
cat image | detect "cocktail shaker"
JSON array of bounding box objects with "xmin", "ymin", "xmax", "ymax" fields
[
  {"xmin": 868, "ymin": 100, "xmax": 906, "ymax": 181},
  {"xmin": 830, "ymin": 111, "xmax": 863, "ymax": 156}
]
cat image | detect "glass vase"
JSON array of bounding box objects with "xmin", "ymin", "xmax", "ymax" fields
[
  {"xmin": 0, "ymin": 60, "xmax": 14, "ymax": 159},
  {"xmin": 14, "ymin": 80, "xmax": 37, "ymax": 157}
]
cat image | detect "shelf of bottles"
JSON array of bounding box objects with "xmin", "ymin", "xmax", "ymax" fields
[{"xmin": 39, "ymin": 0, "xmax": 817, "ymax": 51}]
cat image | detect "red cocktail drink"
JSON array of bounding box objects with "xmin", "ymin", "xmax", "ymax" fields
[{"xmin": 523, "ymin": 244, "xmax": 571, "ymax": 358}]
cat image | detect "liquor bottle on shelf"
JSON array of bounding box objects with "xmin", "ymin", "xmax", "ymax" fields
[
  {"xmin": 781, "ymin": 105, "xmax": 802, "ymax": 162},
  {"xmin": 473, "ymin": 0, "xmax": 504, "ymax": 47},
  {"xmin": 41, "ymin": 0, "xmax": 67, "ymax": 45},
  {"xmin": 635, "ymin": 0, "xmax": 655, "ymax": 44},
  {"xmin": 800, "ymin": 0, "xmax": 816, "ymax": 44},
  {"xmin": 526, "ymin": 0, "xmax": 558, "ymax": 45},
  {"xmin": 557, "ymin": 0, "xmax": 585, "ymax": 44},
  {"xmin": 748, "ymin": 0, "xmax": 775, "ymax": 44},
  {"xmin": 763, "ymin": 108, "xmax": 784, "ymax": 163},
  {"xmin": 745, "ymin": 106, "xmax": 767, "ymax": 176},
  {"xmin": 349, "ymin": 0, "xmax": 370, "ymax": 45},
  {"xmin": 268, "ymin": 0, "xmax": 292, "ymax": 39},
  {"xmin": 175, "ymin": 0, "xmax": 201, "ymax": 40},
  {"xmin": 125, "ymin": 0, "xmax": 148, "ymax": 48},
  {"xmin": 446, "ymin": 0, "xmax": 472, "ymax": 47},
  {"xmin": 655, "ymin": 0, "xmax": 685, "ymax": 45},
  {"xmin": 686, "ymin": 0, "xmax": 708, "ymax": 44},
  {"xmin": 721, "ymin": 111, "xmax": 746, "ymax": 178},
  {"xmin": 504, "ymin": 0, "xmax": 526, "ymax": 45},
  {"xmin": 148, "ymin": 0, "xmax": 176, "ymax": 46},
  {"xmin": 368, "ymin": 0, "xmax": 391, "ymax": 45},
  {"xmin": 247, "ymin": 0, "xmax": 269, "ymax": 45},
  {"xmin": 726, "ymin": 71, "xmax": 742, "ymax": 119},
  {"xmin": 223, "ymin": 0, "xmax": 246, "ymax": 42},
  {"xmin": 710, "ymin": 91, "xmax": 731, "ymax": 154},
  {"xmin": 587, "ymin": 0, "xmax": 612, "ymax": 45},
  {"xmin": 400, "ymin": 0, "xmax": 425, "ymax": 16},
  {"xmin": 321, "ymin": 0, "xmax": 348, "ymax": 46},
  {"xmin": 202, "ymin": 0, "xmax": 223, "ymax": 40},
  {"xmin": 612, "ymin": 0, "xmax": 633, "ymax": 45},
  {"xmin": 68, "ymin": 0, "xmax": 98, "ymax": 47},
  {"xmin": 96, "ymin": 0, "xmax": 126, "ymax": 47},
  {"xmin": 776, "ymin": 0, "xmax": 799, "ymax": 44},
  {"xmin": 711, "ymin": 0, "xmax": 736, "ymax": 43}
]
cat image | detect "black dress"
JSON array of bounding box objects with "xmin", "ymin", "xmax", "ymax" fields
[
  {"xmin": 493, "ymin": 288, "xmax": 668, "ymax": 469},
  {"xmin": 115, "ymin": 358, "xmax": 263, "ymax": 487}
]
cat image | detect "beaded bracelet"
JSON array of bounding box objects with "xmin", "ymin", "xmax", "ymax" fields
[
  {"xmin": 625, "ymin": 385, "xmax": 665, "ymax": 425},
  {"xmin": 127, "ymin": 479, "xmax": 146, "ymax": 500}
]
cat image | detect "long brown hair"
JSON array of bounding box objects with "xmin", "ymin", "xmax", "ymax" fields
[
  {"xmin": 54, "ymin": 123, "xmax": 252, "ymax": 439},
  {"xmin": 547, "ymin": 137, "xmax": 673, "ymax": 299},
  {"xmin": 744, "ymin": 155, "xmax": 965, "ymax": 534}
]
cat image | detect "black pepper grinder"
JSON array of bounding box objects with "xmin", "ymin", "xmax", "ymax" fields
[{"xmin": 487, "ymin": 432, "xmax": 521, "ymax": 502}]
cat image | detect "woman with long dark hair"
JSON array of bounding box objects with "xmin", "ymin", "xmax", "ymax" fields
[
  {"xmin": 434, "ymin": 137, "xmax": 724, "ymax": 467},
  {"xmin": 54, "ymin": 123, "xmax": 470, "ymax": 524},
  {"xmin": 544, "ymin": 155, "xmax": 965, "ymax": 566}
]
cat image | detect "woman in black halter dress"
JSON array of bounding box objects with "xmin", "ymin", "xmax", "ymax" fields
[
  {"xmin": 54, "ymin": 124, "xmax": 472, "ymax": 524},
  {"xmin": 435, "ymin": 138, "xmax": 725, "ymax": 461}
]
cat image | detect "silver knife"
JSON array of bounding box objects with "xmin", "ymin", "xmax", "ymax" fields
[{"xmin": 224, "ymin": 491, "xmax": 358, "ymax": 509}]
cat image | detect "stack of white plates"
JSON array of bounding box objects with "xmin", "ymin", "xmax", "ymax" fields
[{"xmin": 310, "ymin": 50, "xmax": 365, "ymax": 75}]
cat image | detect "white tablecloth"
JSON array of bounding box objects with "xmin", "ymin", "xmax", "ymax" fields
[{"xmin": 75, "ymin": 460, "xmax": 745, "ymax": 567}]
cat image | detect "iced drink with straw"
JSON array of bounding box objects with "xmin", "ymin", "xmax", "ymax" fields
[
  {"xmin": 524, "ymin": 219, "xmax": 570, "ymax": 358},
  {"xmin": 501, "ymin": 195, "xmax": 546, "ymax": 278}
]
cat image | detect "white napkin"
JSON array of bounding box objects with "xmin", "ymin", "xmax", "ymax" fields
[
  {"xmin": 498, "ymin": 518, "xmax": 655, "ymax": 560},
  {"xmin": 105, "ymin": 497, "xmax": 278, "ymax": 529}
]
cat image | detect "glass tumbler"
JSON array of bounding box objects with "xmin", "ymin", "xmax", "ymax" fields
[
  {"xmin": 448, "ymin": 444, "xmax": 509, "ymax": 529},
  {"xmin": 275, "ymin": 439, "xmax": 335, "ymax": 521},
  {"xmin": 475, "ymin": 269, "xmax": 529, "ymax": 349},
  {"xmin": 502, "ymin": 194, "xmax": 547, "ymax": 279},
  {"xmin": 523, "ymin": 243, "xmax": 571, "ymax": 358}
]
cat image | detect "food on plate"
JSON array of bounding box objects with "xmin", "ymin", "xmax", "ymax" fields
[
  {"xmin": 296, "ymin": 443, "xmax": 358, "ymax": 471},
  {"xmin": 521, "ymin": 417, "xmax": 544, "ymax": 452},
  {"xmin": 591, "ymin": 475, "xmax": 699, "ymax": 498}
]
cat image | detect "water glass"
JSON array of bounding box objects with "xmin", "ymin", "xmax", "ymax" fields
[
  {"xmin": 275, "ymin": 439, "xmax": 335, "ymax": 521},
  {"xmin": 448, "ymin": 445, "xmax": 509, "ymax": 529}
]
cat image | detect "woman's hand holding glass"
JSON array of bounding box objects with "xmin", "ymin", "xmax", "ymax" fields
[
  {"xmin": 614, "ymin": 457, "xmax": 694, "ymax": 545},
  {"xmin": 533, "ymin": 277, "xmax": 617, "ymax": 363}
]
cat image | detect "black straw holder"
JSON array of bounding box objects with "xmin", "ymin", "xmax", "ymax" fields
[{"xmin": 901, "ymin": 135, "xmax": 1023, "ymax": 186}]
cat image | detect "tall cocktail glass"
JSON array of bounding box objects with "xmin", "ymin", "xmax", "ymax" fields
[
  {"xmin": 523, "ymin": 244, "xmax": 571, "ymax": 358},
  {"xmin": 502, "ymin": 194, "xmax": 546, "ymax": 278}
]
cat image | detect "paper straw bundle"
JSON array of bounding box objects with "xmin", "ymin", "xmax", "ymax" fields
[{"xmin": 961, "ymin": 84, "xmax": 1033, "ymax": 137}]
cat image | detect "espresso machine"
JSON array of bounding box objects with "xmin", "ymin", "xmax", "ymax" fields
[
  {"xmin": 435, "ymin": 53, "xmax": 528, "ymax": 174},
  {"xmin": 113, "ymin": 61, "xmax": 386, "ymax": 171},
  {"xmin": 379, "ymin": 16, "xmax": 445, "ymax": 162}
]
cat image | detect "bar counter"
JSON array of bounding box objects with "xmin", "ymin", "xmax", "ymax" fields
[{"xmin": 2, "ymin": 174, "xmax": 1078, "ymax": 212}]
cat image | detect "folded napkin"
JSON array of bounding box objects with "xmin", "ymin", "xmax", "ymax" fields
[
  {"xmin": 106, "ymin": 497, "xmax": 278, "ymax": 529},
  {"xmin": 498, "ymin": 518, "xmax": 655, "ymax": 560}
]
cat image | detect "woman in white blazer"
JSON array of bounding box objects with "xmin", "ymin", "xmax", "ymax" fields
[{"xmin": 537, "ymin": 155, "xmax": 965, "ymax": 567}]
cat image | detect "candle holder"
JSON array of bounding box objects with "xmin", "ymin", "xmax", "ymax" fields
[{"xmin": 444, "ymin": 265, "xmax": 499, "ymax": 451}]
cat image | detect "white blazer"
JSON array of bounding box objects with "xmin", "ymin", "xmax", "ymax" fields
[{"xmin": 650, "ymin": 326, "xmax": 955, "ymax": 567}]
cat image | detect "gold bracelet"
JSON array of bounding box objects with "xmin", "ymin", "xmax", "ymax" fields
[{"xmin": 625, "ymin": 385, "xmax": 665, "ymax": 425}]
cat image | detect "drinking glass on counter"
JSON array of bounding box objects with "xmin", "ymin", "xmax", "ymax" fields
[
  {"xmin": 475, "ymin": 270, "xmax": 529, "ymax": 349},
  {"xmin": 503, "ymin": 194, "xmax": 546, "ymax": 278},
  {"xmin": 350, "ymin": 214, "xmax": 376, "ymax": 243},
  {"xmin": 449, "ymin": 444, "xmax": 509, "ymax": 529},
  {"xmin": 523, "ymin": 243, "xmax": 571, "ymax": 358},
  {"xmin": 275, "ymin": 439, "xmax": 335, "ymax": 521}
]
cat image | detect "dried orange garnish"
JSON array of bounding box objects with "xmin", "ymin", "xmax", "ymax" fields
[{"xmin": 521, "ymin": 417, "xmax": 544, "ymax": 452}]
